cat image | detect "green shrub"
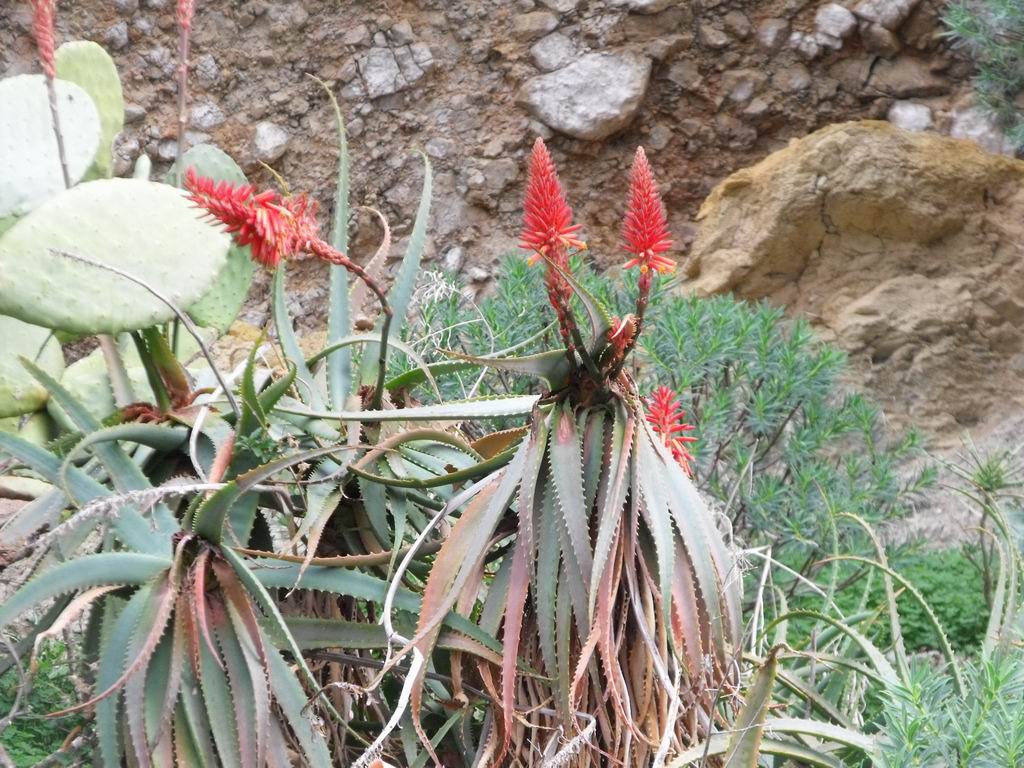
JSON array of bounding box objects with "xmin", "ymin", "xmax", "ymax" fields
[
  {"xmin": 0, "ymin": 643, "xmax": 84, "ymax": 767},
  {"xmin": 791, "ymin": 548, "xmax": 990, "ymax": 654},
  {"xmin": 944, "ymin": 0, "xmax": 1024, "ymax": 149},
  {"xmin": 414, "ymin": 256, "xmax": 933, "ymax": 561},
  {"xmin": 878, "ymin": 652, "xmax": 1024, "ymax": 767}
]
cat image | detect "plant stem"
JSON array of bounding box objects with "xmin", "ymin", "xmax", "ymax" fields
[
  {"xmin": 309, "ymin": 241, "xmax": 393, "ymax": 410},
  {"xmin": 44, "ymin": 75, "xmax": 72, "ymax": 189},
  {"xmin": 175, "ymin": 20, "xmax": 191, "ymax": 175}
]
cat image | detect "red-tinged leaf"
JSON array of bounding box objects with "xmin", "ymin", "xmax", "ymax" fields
[
  {"xmin": 224, "ymin": 597, "xmax": 271, "ymax": 768},
  {"xmin": 197, "ymin": 627, "xmax": 242, "ymax": 768},
  {"xmin": 192, "ymin": 549, "xmax": 223, "ymax": 672},
  {"xmin": 534, "ymin": 479, "xmax": 561, "ymax": 680},
  {"xmin": 595, "ymin": 535, "xmax": 635, "ymax": 736},
  {"xmin": 589, "ymin": 406, "xmax": 632, "ymax": 618},
  {"xmin": 636, "ymin": 431, "xmax": 677, "ymax": 631},
  {"xmin": 551, "ymin": 403, "xmax": 593, "ymax": 595},
  {"xmin": 646, "ymin": 419, "xmax": 743, "ymax": 655},
  {"xmin": 211, "ymin": 601, "xmax": 258, "ymax": 768},
  {"xmin": 413, "ymin": 436, "xmax": 530, "ymax": 644},
  {"xmin": 48, "ymin": 571, "xmax": 176, "ymax": 718},
  {"xmin": 670, "ymin": 539, "xmax": 705, "ymax": 680},
  {"xmin": 215, "ymin": 557, "xmax": 271, "ymax": 767},
  {"xmin": 498, "ymin": 415, "xmax": 548, "ymax": 762},
  {"xmin": 403, "ymin": 440, "xmax": 529, "ymax": 762},
  {"xmin": 151, "ymin": 596, "xmax": 189, "ymax": 752}
]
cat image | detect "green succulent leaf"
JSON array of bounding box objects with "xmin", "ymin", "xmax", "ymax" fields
[
  {"xmin": 0, "ymin": 553, "xmax": 170, "ymax": 630},
  {"xmin": 0, "ymin": 179, "xmax": 230, "ymax": 334}
]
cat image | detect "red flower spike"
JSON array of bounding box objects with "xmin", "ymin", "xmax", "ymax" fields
[
  {"xmin": 646, "ymin": 386, "xmax": 697, "ymax": 475},
  {"xmin": 184, "ymin": 168, "xmax": 319, "ymax": 268},
  {"xmin": 177, "ymin": 0, "xmax": 195, "ymax": 31},
  {"xmin": 30, "ymin": 0, "xmax": 57, "ymax": 79},
  {"xmin": 519, "ymin": 137, "xmax": 586, "ymax": 263},
  {"xmin": 622, "ymin": 146, "xmax": 675, "ymax": 275}
]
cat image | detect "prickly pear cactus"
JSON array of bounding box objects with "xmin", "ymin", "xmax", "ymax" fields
[
  {"xmin": 45, "ymin": 344, "xmax": 153, "ymax": 431},
  {"xmin": 0, "ymin": 178, "xmax": 231, "ymax": 334},
  {"xmin": 0, "ymin": 315, "xmax": 65, "ymax": 418},
  {"xmin": 0, "ymin": 411, "xmax": 54, "ymax": 446},
  {"xmin": 55, "ymin": 41, "xmax": 125, "ymax": 180},
  {"xmin": 0, "ymin": 74, "xmax": 101, "ymax": 219},
  {"xmin": 169, "ymin": 145, "xmax": 256, "ymax": 332},
  {"xmin": 46, "ymin": 332, "xmax": 209, "ymax": 430}
]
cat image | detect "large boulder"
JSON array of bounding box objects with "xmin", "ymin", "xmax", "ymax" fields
[
  {"xmin": 686, "ymin": 121, "xmax": 1024, "ymax": 441},
  {"xmin": 519, "ymin": 51, "xmax": 652, "ymax": 141}
]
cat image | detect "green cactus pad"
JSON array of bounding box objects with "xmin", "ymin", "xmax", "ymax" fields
[
  {"xmin": 55, "ymin": 41, "xmax": 125, "ymax": 180},
  {"xmin": 0, "ymin": 178, "xmax": 231, "ymax": 334},
  {"xmin": 46, "ymin": 334, "xmax": 209, "ymax": 431},
  {"xmin": 0, "ymin": 74, "xmax": 101, "ymax": 218},
  {"xmin": 169, "ymin": 145, "xmax": 256, "ymax": 332},
  {"xmin": 0, "ymin": 315, "xmax": 65, "ymax": 418},
  {"xmin": 0, "ymin": 412, "xmax": 55, "ymax": 446},
  {"xmin": 45, "ymin": 345, "xmax": 153, "ymax": 431}
]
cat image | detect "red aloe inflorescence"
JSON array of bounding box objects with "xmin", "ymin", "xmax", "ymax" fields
[
  {"xmin": 30, "ymin": 0, "xmax": 57, "ymax": 79},
  {"xmin": 520, "ymin": 137, "xmax": 586, "ymax": 350},
  {"xmin": 646, "ymin": 385, "xmax": 697, "ymax": 475},
  {"xmin": 622, "ymin": 146, "xmax": 674, "ymax": 276},
  {"xmin": 184, "ymin": 167, "xmax": 319, "ymax": 268}
]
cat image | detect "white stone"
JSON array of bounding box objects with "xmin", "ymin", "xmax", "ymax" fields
[
  {"xmin": 887, "ymin": 101, "xmax": 932, "ymax": 132},
  {"xmin": 254, "ymin": 122, "xmax": 290, "ymax": 163},
  {"xmin": 388, "ymin": 19, "xmax": 415, "ymax": 45},
  {"xmin": 538, "ymin": 0, "xmax": 579, "ymax": 12},
  {"xmin": 757, "ymin": 18, "xmax": 789, "ymax": 52},
  {"xmin": 815, "ymin": 4, "xmax": 857, "ymax": 40},
  {"xmin": 195, "ymin": 54, "xmax": 220, "ymax": 87},
  {"xmin": 104, "ymin": 22, "xmax": 129, "ymax": 50},
  {"xmin": 852, "ymin": 0, "xmax": 921, "ymax": 31},
  {"xmin": 860, "ymin": 21, "xmax": 901, "ymax": 57},
  {"xmin": 611, "ymin": 0, "xmax": 674, "ymax": 13},
  {"xmin": 443, "ymin": 246, "xmax": 465, "ymax": 272},
  {"xmin": 191, "ymin": 102, "xmax": 225, "ymax": 131},
  {"xmin": 358, "ymin": 48, "xmax": 407, "ymax": 99},
  {"xmin": 343, "ymin": 24, "xmax": 370, "ymax": 46},
  {"xmin": 519, "ymin": 51, "xmax": 652, "ymax": 141},
  {"xmin": 512, "ymin": 12, "xmax": 559, "ymax": 41},
  {"xmin": 789, "ymin": 31, "xmax": 821, "ymax": 60},
  {"xmin": 531, "ymin": 32, "xmax": 576, "ymax": 72},
  {"xmin": 950, "ymin": 106, "xmax": 1015, "ymax": 156}
]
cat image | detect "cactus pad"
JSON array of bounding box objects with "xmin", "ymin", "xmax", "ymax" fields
[
  {"xmin": 0, "ymin": 412, "xmax": 55, "ymax": 446},
  {"xmin": 0, "ymin": 178, "xmax": 231, "ymax": 334},
  {"xmin": 0, "ymin": 315, "xmax": 64, "ymax": 418},
  {"xmin": 169, "ymin": 145, "xmax": 256, "ymax": 332},
  {"xmin": 0, "ymin": 74, "xmax": 101, "ymax": 218},
  {"xmin": 46, "ymin": 345, "xmax": 154, "ymax": 430},
  {"xmin": 55, "ymin": 41, "xmax": 125, "ymax": 180}
]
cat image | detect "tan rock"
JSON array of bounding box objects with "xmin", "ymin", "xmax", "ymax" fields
[{"xmin": 686, "ymin": 121, "xmax": 1024, "ymax": 441}]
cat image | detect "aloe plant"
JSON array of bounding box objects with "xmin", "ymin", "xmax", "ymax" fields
[{"xmin": 1, "ymin": 2, "xmax": 977, "ymax": 767}]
